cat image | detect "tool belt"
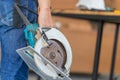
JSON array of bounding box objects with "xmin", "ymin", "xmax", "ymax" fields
[{"xmin": 13, "ymin": 0, "xmax": 38, "ymax": 28}]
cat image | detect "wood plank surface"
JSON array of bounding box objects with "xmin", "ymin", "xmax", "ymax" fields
[{"xmin": 52, "ymin": 9, "xmax": 120, "ymax": 16}]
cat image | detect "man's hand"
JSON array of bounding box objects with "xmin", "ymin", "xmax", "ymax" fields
[{"xmin": 38, "ymin": 0, "xmax": 55, "ymax": 28}]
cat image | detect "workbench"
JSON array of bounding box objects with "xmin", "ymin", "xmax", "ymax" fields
[{"xmin": 52, "ymin": 9, "xmax": 120, "ymax": 80}]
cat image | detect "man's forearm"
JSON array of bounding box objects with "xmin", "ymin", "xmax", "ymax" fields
[
  {"xmin": 38, "ymin": 0, "xmax": 54, "ymax": 27},
  {"xmin": 38, "ymin": 0, "xmax": 51, "ymax": 10}
]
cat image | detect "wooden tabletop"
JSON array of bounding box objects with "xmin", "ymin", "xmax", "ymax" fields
[
  {"xmin": 52, "ymin": 9, "xmax": 120, "ymax": 16},
  {"xmin": 52, "ymin": 9, "xmax": 120, "ymax": 23}
]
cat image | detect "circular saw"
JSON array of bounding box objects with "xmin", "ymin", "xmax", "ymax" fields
[{"xmin": 16, "ymin": 27, "xmax": 72, "ymax": 80}]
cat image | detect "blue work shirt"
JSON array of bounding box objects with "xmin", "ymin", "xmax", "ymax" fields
[{"xmin": 0, "ymin": 0, "xmax": 37, "ymax": 27}]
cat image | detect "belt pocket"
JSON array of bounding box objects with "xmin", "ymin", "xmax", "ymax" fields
[
  {"xmin": 13, "ymin": 0, "xmax": 24, "ymax": 28},
  {"xmin": 13, "ymin": 4, "xmax": 23, "ymax": 28}
]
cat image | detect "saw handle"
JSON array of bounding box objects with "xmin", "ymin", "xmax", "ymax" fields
[{"xmin": 24, "ymin": 23, "xmax": 39, "ymax": 47}]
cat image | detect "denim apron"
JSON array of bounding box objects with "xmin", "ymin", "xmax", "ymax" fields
[{"xmin": 0, "ymin": 0, "xmax": 38, "ymax": 80}]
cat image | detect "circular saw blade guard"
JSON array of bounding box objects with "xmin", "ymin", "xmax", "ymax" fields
[{"xmin": 34, "ymin": 28, "xmax": 72, "ymax": 79}]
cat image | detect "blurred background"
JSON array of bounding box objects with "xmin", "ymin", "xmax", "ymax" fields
[
  {"xmin": 1, "ymin": 0, "xmax": 120, "ymax": 80},
  {"xmin": 51, "ymin": 0, "xmax": 120, "ymax": 74},
  {"xmin": 50, "ymin": 0, "xmax": 120, "ymax": 79}
]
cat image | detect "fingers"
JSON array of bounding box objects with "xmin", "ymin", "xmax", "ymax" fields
[{"xmin": 39, "ymin": 18, "xmax": 55, "ymax": 28}]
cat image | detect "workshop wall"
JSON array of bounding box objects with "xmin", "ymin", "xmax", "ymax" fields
[
  {"xmin": 105, "ymin": 0, "xmax": 120, "ymax": 9},
  {"xmin": 53, "ymin": 16, "xmax": 120, "ymax": 74},
  {"xmin": 51, "ymin": 0, "xmax": 120, "ymax": 10},
  {"xmin": 51, "ymin": 0, "xmax": 77, "ymax": 9}
]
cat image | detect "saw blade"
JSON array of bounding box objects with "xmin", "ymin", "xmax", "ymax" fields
[{"xmin": 40, "ymin": 39, "xmax": 67, "ymax": 71}]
